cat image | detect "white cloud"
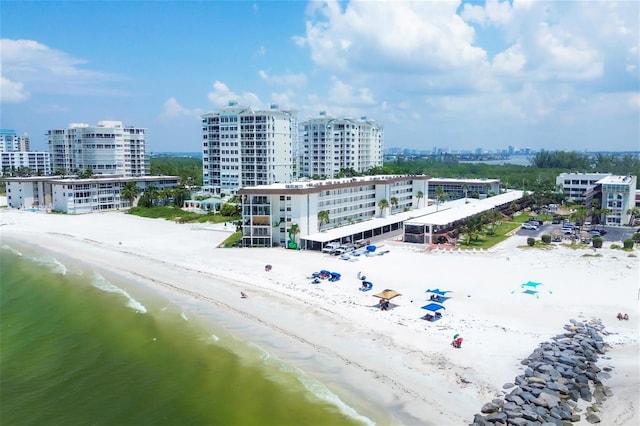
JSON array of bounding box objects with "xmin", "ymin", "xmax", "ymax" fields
[
  {"xmin": 0, "ymin": 76, "xmax": 30, "ymax": 102},
  {"xmin": 34, "ymin": 103, "xmax": 71, "ymax": 114},
  {"xmin": 160, "ymin": 97, "xmax": 203, "ymax": 119},
  {"xmin": 258, "ymin": 70, "xmax": 307, "ymax": 88},
  {"xmin": 207, "ymin": 81, "xmax": 263, "ymax": 109},
  {"xmin": 328, "ymin": 78, "xmax": 375, "ymax": 106},
  {"xmin": 533, "ymin": 23, "xmax": 603, "ymax": 80},
  {"xmin": 297, "ymin": 0, "xmax": 487, "ymax": 74},
  {"xmin": 492, "ymin": 43, "xmax": 526, "ymax": 74},
  {"xmin": 0, "ymin": 38, "xmax": 123, "ymax": 97}
]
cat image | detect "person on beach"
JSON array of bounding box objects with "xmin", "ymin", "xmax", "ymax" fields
[
  {"xmin": 451, "ymin": 334, "xmax": 463, "ymax": 348},
  {"xmin": 241, "ymin": 292, "xmax": 248, "ymax": 299}
]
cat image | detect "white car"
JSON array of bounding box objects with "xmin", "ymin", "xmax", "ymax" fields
[{"xmin": 522, "ymin": 222, "xmax": 538, "ymax": 230}]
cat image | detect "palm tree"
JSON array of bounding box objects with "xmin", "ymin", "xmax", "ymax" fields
[
  {"xmin": 139, "ymin": 185, "xmax": 159, "ymax": 208},
  {"xmin": 172, "ymin": 186, "xmax": 191, "ymax": 207},
  {"xmin": 571, "ymin": 207, "xmax": 588, "ymax": 232},
  {"xmin": 288, "ymin": 223, "xmax": 300, "ymax": 249},
  {"xmin": 627, "ymin": 207, "xmax": 640, "ymax": 226},
  {"xmin": 378, "ymin": 199, "xmax": 389, "ymax": 217},
  {"xmin": 435, "ymin": 187, "xmax": 448, "ymax": 211},
  {"xmin": 416, "ymin": 190, "xmax": 424, "ymax": 208},
  {"xmin": 317, "ymin": 210, "xmax": 330, "ymax": 231},
  {"xmin": 121, "ymin": 182, "xmax": 140, "ymax": 208},
  {"xmin": 390, "ymin": 196, "xmax": 398, "ymax": 213}
]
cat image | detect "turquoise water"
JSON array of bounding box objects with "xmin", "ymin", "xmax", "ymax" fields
[{"xmin": 0, "ymin": 244, "xmax": 367, "ymax": 426}]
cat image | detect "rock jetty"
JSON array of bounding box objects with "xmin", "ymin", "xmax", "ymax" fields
[{"xmin": 471, "ymin": 319, "xmax": 613, "ymax": 425}]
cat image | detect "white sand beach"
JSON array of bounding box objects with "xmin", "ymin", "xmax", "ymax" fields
[{"xmin": 1, "ymin": 209, "xmax": 638, "ymax": 425}]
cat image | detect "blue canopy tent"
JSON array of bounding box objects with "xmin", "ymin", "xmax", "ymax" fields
[
  {"xmin": 425, "ymin": 289, "xmax": 451, "ymax": 303},
  {"xmin": 512, "ymin": 281, "xmax": 552, "ymax": 299},
  {"xmin": 421, "ymin": 303, "xmax": 445, "ymax": 322}
]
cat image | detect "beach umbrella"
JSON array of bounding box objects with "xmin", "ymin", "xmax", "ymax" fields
[{"xmin": 373, "ymin": 289, "xmax": 401, "ymax": 300}]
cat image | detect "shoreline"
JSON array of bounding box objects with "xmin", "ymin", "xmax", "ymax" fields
[{"xmin": 1, "ymin": 209, "xmax": 638, "ymax": 425}]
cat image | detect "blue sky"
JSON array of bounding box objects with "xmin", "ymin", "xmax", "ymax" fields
[{"xmin": 1, "ymin": 0, "xmax": 639, "ymax": 153}]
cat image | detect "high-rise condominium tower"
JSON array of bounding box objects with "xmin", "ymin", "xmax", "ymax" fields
[
  {"xmin": 48, "ymin": 121, "xmax": 149, "ymax": 177},
  {"xmin": 300, "ymin": 112, "xmax": 383, "ymax": 178},
  {"xmin": 201, "ymin": 101, "xmax": 297, "ymax": 195}
]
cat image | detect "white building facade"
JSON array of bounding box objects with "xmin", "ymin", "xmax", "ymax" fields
[
  {"xmin": 300, "ymin": 112, "xmax": 383, "ymax": 178},
  {"xmin": 5, "ymin": 175, "xmax": 179, "ymax": 214},
  {"xmin": 201, "ymin": 102, "xmax": 297, "ymax": 195},
  {"xmin": 0, "ymin": 129, "xmax": 30, "ymax": 152},
  {"xmin": 238, "ymin": 175, "xmax": 430, "ymax": 248},
  {"xmin": 1, "ymin": 151, "xmax": 52, "ymax": 176},
  {"xmin": 0, "ymin": 129, "xmax": 52, "ymax": 176},
  {"xmin": 556, "ymin": 172, "xmax": 612, "ymax": 202},
  {"xmin": 596, "ymin": 175, "xmax": 637, "ymax": 226},
  {"xmin": 48, "ymin": 121, "xmax": 149, "ymax": 177}
]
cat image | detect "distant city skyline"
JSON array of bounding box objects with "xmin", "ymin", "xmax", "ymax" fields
[{"xmin": 1, "ymin": 1, "xmax": 639, "ymax": 153}]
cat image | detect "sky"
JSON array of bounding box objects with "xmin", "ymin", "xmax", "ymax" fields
[{"xmin": 1, "ymin": 0, "xmax": 639, "ymax": 153}]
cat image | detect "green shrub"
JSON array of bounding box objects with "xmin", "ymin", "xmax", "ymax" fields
[
  {"xmin": 541, "ymin": 234, "xmax": 551, "ymax": 244},
  {"xmin": 592, "ymin": 237, "xmax": 603, "ymax": 248},
  {"xmin": 623, "ymin": 239, "xmax": 635, "ymax": 249},
  {"xmin": 527, "ymin": 237, "xmax": 535, "ymax": 247},
  {"xmin": 632, "ymin": 233, "xmax": 640, "ymax": 243}
]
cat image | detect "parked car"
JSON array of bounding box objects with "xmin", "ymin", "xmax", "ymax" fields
[
  {"xmin": 588, "ymin": 227, "xmax": 607, "ymax": 235},
  {"xmin": 528, "ymin": 219, "xmax": 544, "ymax": 226},
  {"xmin": 551, "ymin": 217, "xmax": 562, "ymax": 224},
  {"xmin": 522, "ymin": 222, "xmax": 539, "ymax": 230},
  {"xmin": 562, "ymin": 228, "xmax": 574, "ymax": 235}
]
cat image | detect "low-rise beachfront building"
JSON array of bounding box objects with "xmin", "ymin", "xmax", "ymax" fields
[
  {"xmin": 238, "ymin": 175, "xmax": 430, "ymax": 249},
  {"xmin": 426, "ymin": 178, "xmax": 501, "ymax": 201},
  {"xmin": 1, "ymin": 151, "xmax": 52, "ymax": 177},
  {"xmin": 4, "ymin": 175, "xmax": 179, "ymax": 214},
  {"xmin": 555, "ymin": 172, "xmax": 612, "ymax": 202},
  {"xmin": 238, "ymin": 175, "xmax": 518, "ymax": 249},
  {"xmin": 1, "ymin": 129, "xmax": 52, "ymax": 177}
]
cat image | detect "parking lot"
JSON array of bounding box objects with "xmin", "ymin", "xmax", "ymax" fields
[{"xmin": 516, "ymin": 222, "xmax": 637, "ymax": 242}]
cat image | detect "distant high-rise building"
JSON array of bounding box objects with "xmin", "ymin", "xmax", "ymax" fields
[
  {"xmin": 47, "ymin": 121, "xmax": 149, "ymax": 177},
  {"xmin": 0, "ymin": 129, "xmax": 51, "ymax": 176},
  {"xmin": 300, "ymin": 112, "xmax": 383, "ymax": 178},
  {"xmin": 0, "ymin": 129, "xmax": 30, "ymax": 152},
  {"xmin": 201, "ymin": 101, "xmax": 298, "ymax": 195}
]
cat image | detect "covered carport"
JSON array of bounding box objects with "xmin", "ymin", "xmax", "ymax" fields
[
  {"xmin": 403, "ymin": 191, "xmax": 524, "ymax": 244},
  {"xmin": 301, "ymin": 216, "xmax": 407, "ymax": 251}
]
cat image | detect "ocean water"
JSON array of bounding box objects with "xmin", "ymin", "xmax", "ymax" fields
[{"xmin": 0, "ymin": 244, "xmax": 368, "ymax": 426}]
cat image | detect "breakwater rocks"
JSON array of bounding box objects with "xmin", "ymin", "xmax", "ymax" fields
[{"xmin": 471, "ymin": 319, "xmax": 613, "ymax": 425}]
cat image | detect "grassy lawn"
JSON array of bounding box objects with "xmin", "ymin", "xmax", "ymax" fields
[
  {"xmin": 221, "ymin": 232, "xmax": 243, "ymax": 248},
  {"xmin": 457, "ymin": 221, "xmax": 522, "ymax": 249},
  {"xmin": 127, "ymin": 206, "xmax": 239, "ymax": 224}
]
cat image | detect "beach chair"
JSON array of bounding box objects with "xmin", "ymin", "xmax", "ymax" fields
[{"xmin": 359, "ymin": 281, "xmax": 373, "ymax": 292}]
